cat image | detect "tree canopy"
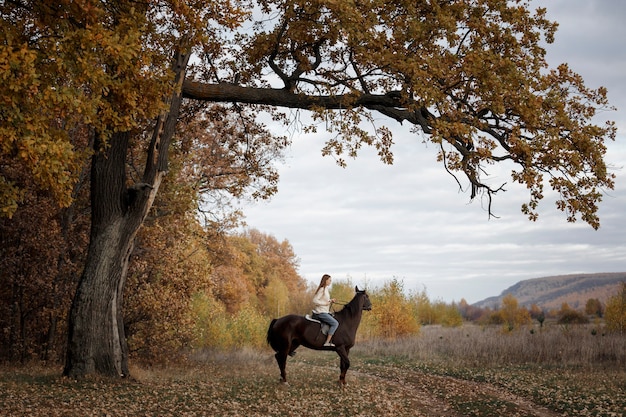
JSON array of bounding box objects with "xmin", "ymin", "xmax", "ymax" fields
[{"xmin": 2, "ymin": 0, "xmax": 616, "ymax": 228}]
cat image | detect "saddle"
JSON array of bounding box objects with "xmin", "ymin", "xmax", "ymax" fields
[{"xmin": 305, "ymin": 314, "xmax": 331, "ymax": 335}]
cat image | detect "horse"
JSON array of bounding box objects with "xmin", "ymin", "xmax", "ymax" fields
[{"xmin": 266, "ymin": 286, "xmax": 372, "ymax": 385}]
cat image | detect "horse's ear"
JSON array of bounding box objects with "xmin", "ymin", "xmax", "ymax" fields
[{"xmin": 355, "ymin": 285, "xmax": 360, "ymax": 292}]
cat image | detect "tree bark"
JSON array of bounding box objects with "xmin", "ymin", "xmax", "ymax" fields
[
  {"xmin": 63, "ymin": 51, "xmax": 189, "ymax": 378},
  {"xmin": 63, "ymin": 131, "xmax": 133, "ymax": 377}
]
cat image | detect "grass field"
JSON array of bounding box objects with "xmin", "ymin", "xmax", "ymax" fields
[{"xmin": 1, "ymin": 324, "xmax": 625, "ymax": 416}]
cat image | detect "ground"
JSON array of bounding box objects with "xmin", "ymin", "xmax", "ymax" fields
[{"xmin": 4, "ymin": 348, "xmax": 610, "ymax": 416}]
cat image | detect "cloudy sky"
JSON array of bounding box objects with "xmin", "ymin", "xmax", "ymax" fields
[{"xmin": 240, "ymin": 0, "xmax": 626, "ymax": 304}]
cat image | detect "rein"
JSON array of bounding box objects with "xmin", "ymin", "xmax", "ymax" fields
[{"xmin": 330, "ymin": 300, "xmax": 349, "ymax": 313}]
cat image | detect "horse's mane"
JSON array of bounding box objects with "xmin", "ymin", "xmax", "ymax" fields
[{"xmin": 337, "ymin": 291, "xmax": 364, "ymax": 316}]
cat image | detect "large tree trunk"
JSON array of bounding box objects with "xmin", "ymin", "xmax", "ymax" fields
[
  {"xmin": 63, "ymin": 131, "xmax": 137, "ymax": 377},
  {"xmin": 63, "ymin": 51, "xmax": 189, "ymax": 378}
]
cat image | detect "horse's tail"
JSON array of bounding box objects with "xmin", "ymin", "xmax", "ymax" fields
[{"xmin": 266, "ymin": 318, "xmax": 278, "ymax": 350}]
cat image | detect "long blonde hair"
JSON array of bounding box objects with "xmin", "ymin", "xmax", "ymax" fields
[{"xmin": 315, "ymin": 274, "xmax": 331, "ymax": 294}]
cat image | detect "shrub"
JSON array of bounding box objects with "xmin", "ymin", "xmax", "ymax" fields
[{"xmin": 557, "ymin": 309, "xmax": 589, "ymax": 325}]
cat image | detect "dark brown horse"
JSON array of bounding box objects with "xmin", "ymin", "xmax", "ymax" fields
[{"xmin": 266, "ymin": 286, "xmax": 372, "ymax": 384}]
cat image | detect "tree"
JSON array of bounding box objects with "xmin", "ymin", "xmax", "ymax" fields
[
  {"xmin": 499, "ymin": 294, "xmax": 531, "ymax": 331},
  {"xmin": 208, "ymin": 230, "xmax": 306, "ymax": 313},
  {"xmin": 366, "ymin": 279, "xmax": 420, "ymax": 339},
  {"xmin": 242, "ymin": 229, "xmax": 306, "ymax": 298},
  {"xmin": 529, "ymin": 304, "xmax": 545, "ymax": 328},
  {"xmin": 263, "ymin": 277, "xmax": 290, "ymax": 318},
  {"xmin": 584, "ymin": 298, "xmax": 603, "ymax": 318},
  {"xmin": 458, "ymin": 298, "xmax": 484, "ymax": 322},
  {"xmin": 2, "ymin": 1, "xmax": 616, "ymax": 377},
  {"xmin": 330, "ymin": 278, "xmax": 359, "ymax": 308},
  {"xmin": 604, "ymin": 282, "xmax": 626, "ymax": 334},
  {"xmin": 433, "ymin": 301, "xmax": 464, "ymax": 327},
  {"xmin": 413, "ymin": 288, "xmax": 435, "ymax": 325},
  {"xmin": 0, "ymin": 126, "xmax": 91, "ymax": 362},
  {"xmin": 0, "ymin": 190, "xmax": 73, "ymax": 362}
]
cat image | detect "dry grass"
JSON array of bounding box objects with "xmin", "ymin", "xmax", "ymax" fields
[
  {"xmin": 354, "ymin": 323, "xmax": 626, "ymax": 368},
  {"xmin": 350, "ymin": 323, "xmax": 626, "ymax": 416}
]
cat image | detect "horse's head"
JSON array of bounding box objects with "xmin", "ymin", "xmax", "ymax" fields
[{"xmin": 355, "ymin": 286, "xmax": 372, "ymax": 311}]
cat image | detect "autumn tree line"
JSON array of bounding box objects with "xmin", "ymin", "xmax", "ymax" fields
[
  {"xmin": 3, "ymin": 157, "xmax": 626, "ymax": 367},
  {"xmin": 359, "ymin": 280, "xmax": 626, "ymax": 340}
]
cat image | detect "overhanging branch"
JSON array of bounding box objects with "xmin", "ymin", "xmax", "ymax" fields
[{"xmin": 182, "ymin": 80, "xmax": 432, "ymax": 132}]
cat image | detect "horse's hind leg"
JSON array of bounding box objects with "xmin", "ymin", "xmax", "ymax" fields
[{"xmin": 275, "ymin": 351, "xmax": 288, "ymax": 383}]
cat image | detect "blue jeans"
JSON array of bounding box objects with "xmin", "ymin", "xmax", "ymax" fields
[{"xmin": 313, "ymin": 312, "xmax": 339, "ymax": 335}]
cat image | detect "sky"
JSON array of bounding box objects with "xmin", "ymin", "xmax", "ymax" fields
[{"xmin": 240, "ymin": 0, "xmax": 626, "ymax": 304}]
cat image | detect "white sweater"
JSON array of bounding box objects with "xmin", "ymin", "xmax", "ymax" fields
[{"xmin": 312, "ymin": 286, "xmax": 332, "ymax": 314}]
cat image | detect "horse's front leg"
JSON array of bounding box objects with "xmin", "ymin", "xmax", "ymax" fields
[{"xmin": 336, "ymin": 346, "xmax": 351, "ymax": 386}]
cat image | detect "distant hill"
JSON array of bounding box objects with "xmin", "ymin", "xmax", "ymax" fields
[{"xmin": 473, "ymin": 272, "xmax": 626, "ymax": 311}]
